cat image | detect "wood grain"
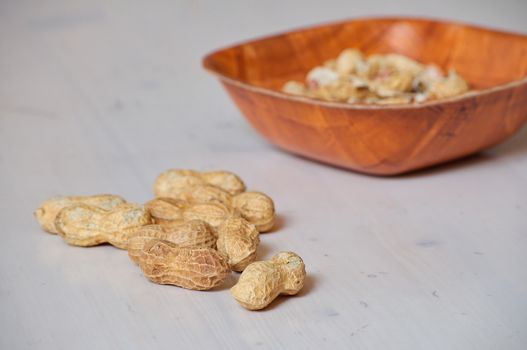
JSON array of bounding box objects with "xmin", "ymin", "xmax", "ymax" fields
[{"xmin": 204, "ymin": 17, "xmax": 527, "ymax": 175}]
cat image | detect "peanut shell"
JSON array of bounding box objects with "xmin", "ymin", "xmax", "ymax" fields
[
  {"xmin": 128, "ymin": 221, "xmax": 216, "ymax": 264},
  {"xmin": 145, "ymin": 197, "xmax": 187, "ymax": 225},
  {"xmin": 154, "ymin": 185, "xmax": 275, "ymax": 233},
  {"xmin": 137, "ymin": 239, "xmax": 230, "ymax": 290},
  {"xmin": 216, "ymin": 217, "xmax": 259, "ymax": 272},
  {"xmin": 154, "ymin": 169, "xmax": 245, "ymax": 198},
  {"xmin": 34, "ymin": 194, "xmax": 126, "ymax": 234},
  {"xmin": 231, "ymin": 251, "xmax": 306, "ymax": 310},
  {"xmin": 182, "ymin": 202, "xmax": 237, "ymax": 231},
  {"xmin": 55, "ymin": 203, "xmax": 151, "ymax": 249},
  {"xmin": 232, "ymin": 192, "xmax": 275, "ymax": 232}
]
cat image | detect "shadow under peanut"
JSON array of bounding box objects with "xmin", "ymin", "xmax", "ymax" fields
[
  {"xmin": 266, "ymin": 213, "xmax": 287, "ymax": 233},
  {"xmin": 255, "ymin": 240, "xmax": 274, "ymax": 261},
  {"xmin": 210, "ymin": 272, "xmax": 239, "ymax": 292}
]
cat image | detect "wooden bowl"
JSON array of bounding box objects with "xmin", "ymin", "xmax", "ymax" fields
[{"xmin": 203, "ymin": 17, "xmax": 527, "ymax": 175}]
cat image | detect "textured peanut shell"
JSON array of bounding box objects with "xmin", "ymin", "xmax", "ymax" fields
[
  {"xmin": 155, "ymin": 186, "xmax": 275, "ymax": 233},
  {"xmin": 153, "ymin": 170, "xmax": 206, "ymax": 198},
  {"xmin": 429, "ymin": 71, "xmax": 469, "ymax": 99},
  {"xmin": 200, "ymin": 171, "xmax": 246, "ymax": 195},
  {"xmin": 216, "ymin": 217, "xmax": 259, "ymax": 272},
  {"xmin": 54, "ymin": 203, "xmax": 152, "ymax": 249},
  {"xmin": 34, "ymin": 194, "xmax": 127, "ymax": 234},
  {"xmin": 154, "ymin": 169, "xmax": 245, "ymax": 198},
  {"xmin": 147, "ymin": 197, "xmax": 237, "ymax": 232},
  {"xmin": 138, "ymin": 239, "xmax": 230, "ymax": 290},
  {"xmin": 232, "ymin": 192, "xmax": 275, "ymax": 232},
  {"xmin": 128, "ymin": 221, "xmax": 216, "ymax": 264},
  {"xmin": 145, "ymin": 198, "xmax": 187, "ymax": 225},
  {"xmin": 231, "ymin": 252, "xmax": 306, "ymax": 310},
  {"xmin": 171, "ymin": 185, "xmax": 232, "ymax": 206},
  {"xmin": 182, "ymin": 202, "xmax": 238, "ymax": 231}
]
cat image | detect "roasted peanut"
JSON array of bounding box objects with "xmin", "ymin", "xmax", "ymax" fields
[
  {"xmin": 34, "ymin": 194, "xmax": 126, "ymax": 234},
  {"xmin": 128, "ymin": 221, "xmax": 216, "ymax": 264},
  {"xmin": 282, "ymin": 81, "xmax": 307, "ymax": 96},
  {"xmin": 154, "ymin": 186, "xmax": 275, "ymax": 232},
  {"xmin": 336, "ymin": 48, "xmax": 364, "ymax": 76},
  {"xmin": 145, "ymin": 198, "xmax": 186, "ymax": 225},
  {"xmin": 154, "ymin": 169, "xmax": 245, "ymax": 198},
  {"xmin": 55, "ymin": 203, "xmax": 152, "ymax": 249},
  {"xmin": 231, "ymin": 252, "xmax": 306, "ymax": 310},
  {"xmin": 429, "ymin": 70, "xmax": 469, "ymax": 99},
  {"xmin": 282, "ymin": 48, "xmax": 470, "ymax": 104},
  {"xmin": 182, "ymin": 202, "xmax": 238, "ymax": 230},
  {"xmin": 147, "ymin": 197, "xmax": 237, "ymax": 231},
  {"xmin": 169, "ymin": 185, "xmax": 232, "ymax": 206},
  {"xmin": 231, "ymin": 192, "xmax": 275, "ymax": 232},
  {"xmin": 137, "ymin": 239, "xmax": 230, "ymax": 290},
  {"xmin": 147, "ymin": 198, "xmax": 259, "ymax": 271},
  {"xmin": 200, "ymin": 171, "xmax": 246, "ymax": 195},
  {"xmin": 36, "ymin": 168, "xmax": 303, "ymax": 306},
  {"xmin": 216, "ymin": 217, "xmax": 259, "ymax": 272}
]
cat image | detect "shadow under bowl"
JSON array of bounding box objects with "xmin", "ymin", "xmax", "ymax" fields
[{"xmin": 203, "ymin": 17, "xmax": 527, "ymax": 175}]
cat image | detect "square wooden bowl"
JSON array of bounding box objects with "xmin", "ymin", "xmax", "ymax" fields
[{"xmin": 203, "ymin": 17, "xmax": 527, "ymax": 175}]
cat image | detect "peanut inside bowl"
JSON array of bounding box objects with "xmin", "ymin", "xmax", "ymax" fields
[
  {"xmin": 203, "ymin": 17, "xmax": 527, "ymax": 175},
  {"xmin": 282, "ymin": 49, "xmax": 470, "ymax": 105},
  {"xmin": 204, "ymin": 18, "xmax": 526, "ymax": 102}
]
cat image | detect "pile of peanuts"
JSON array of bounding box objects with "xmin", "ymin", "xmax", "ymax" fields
[
  {"xmin": 34, "ymin": 169, "xmax": 305, "ymax": 310},
  {"xmin": 282, "ymin": 48, "xmax": 470, "ymax": 104}
]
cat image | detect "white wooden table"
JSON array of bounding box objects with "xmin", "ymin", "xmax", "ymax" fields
[{"xmin": 1, "ymin": 1, "xmax": 526, "ymax": 349}]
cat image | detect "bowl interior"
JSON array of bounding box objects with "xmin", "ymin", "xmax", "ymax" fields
[{"xmin": 204, "ymin": 18, "xmax": 527, "ymax": 93}]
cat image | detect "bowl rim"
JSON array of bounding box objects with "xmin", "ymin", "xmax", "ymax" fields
[{"xmin": 203, "ymin": 16, "xmax": 527, "ymax": 111}]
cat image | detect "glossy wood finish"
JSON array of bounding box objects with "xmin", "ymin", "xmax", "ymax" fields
[{"xmin": 203, "ymin": 17, "xmax": 527, "ymax": 175}]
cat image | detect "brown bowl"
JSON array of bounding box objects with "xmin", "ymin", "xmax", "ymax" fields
[{"xmin": 203, "ymin": 17, "xmax": 527, "ymax": 175}]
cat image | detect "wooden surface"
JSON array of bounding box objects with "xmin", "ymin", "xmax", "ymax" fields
[
  {"xmin": 1, "ymin": 1, "xmax": 527, "ymax": 349},
  {"xmin": 204, "ymin": 18, "xmax": 527, "ymax": 175}
]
